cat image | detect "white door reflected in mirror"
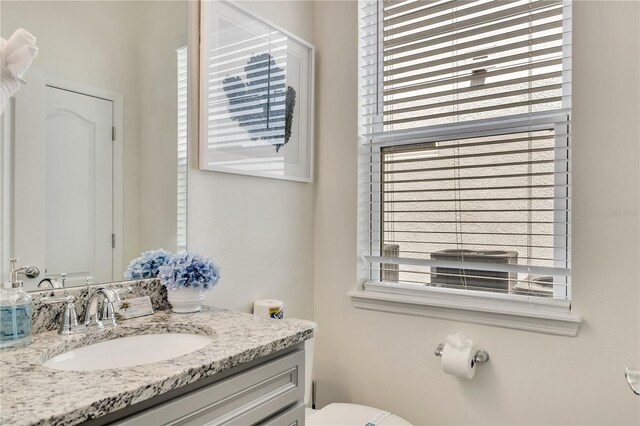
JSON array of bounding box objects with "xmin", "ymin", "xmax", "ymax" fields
[
  {"xmin": 45, "ymin": 86, "xmax": 114, "ymax": 285},
  {"xmin": 11, "ymin": 75, "xmax": 118, "ymax": 289}
]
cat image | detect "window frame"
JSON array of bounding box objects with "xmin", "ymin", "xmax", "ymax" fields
[
  {"xmin": 353, "ymin": 0, "xmax": 579, "ymax": 335},
  {"xmin": 176, "ymin": 44, "xmax": 188, "ymax": 253}
]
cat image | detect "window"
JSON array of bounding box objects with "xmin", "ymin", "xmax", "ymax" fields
[
  {"xmin": 356, "ymin": 0, "xmax": 577, "ymax": 334},
  {"xmin": 177, "ymin": 45, "xmax": 188, "ymax": 253}
]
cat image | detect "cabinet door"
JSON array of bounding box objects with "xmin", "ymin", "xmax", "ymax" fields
[{"xmin": 115, "ymin": 349, "xmax": 304, "ymax": 426}]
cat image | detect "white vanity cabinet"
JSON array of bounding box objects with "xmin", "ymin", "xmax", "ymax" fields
[{"xmin": 102, "ymin": 346, "xmax": 305, "ymax": 426}]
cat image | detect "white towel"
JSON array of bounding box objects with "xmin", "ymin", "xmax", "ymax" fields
[
  {"xmin": 0, "ymin": 28, "xmax": 38, "ymax": 115},
  {"xmin": 2, "ymin": 28, "xmax": 37, "ymax": 58}
]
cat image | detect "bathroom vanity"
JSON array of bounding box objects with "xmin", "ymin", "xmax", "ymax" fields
[
  {"xmin": 110, "ymin": 346, "xmax": 305, "ymax": 425},
  {"xmin": 0, "ymin": 302, "xmax": 312, "ymax": 426}
]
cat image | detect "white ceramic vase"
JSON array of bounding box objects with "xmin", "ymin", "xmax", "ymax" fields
[{"xmin": 167, "ymin": 288, "xmax": 206, "ymax": 313}]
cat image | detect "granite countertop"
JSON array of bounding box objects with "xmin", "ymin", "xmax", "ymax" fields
[{"xmin": 0, "ymin": 307, "xmax": 314, "ymax": 426}]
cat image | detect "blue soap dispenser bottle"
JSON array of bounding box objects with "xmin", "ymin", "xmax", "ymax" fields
[{"xmin": 0, "ymin": 258, "xmax": 33, "ymax": 348}]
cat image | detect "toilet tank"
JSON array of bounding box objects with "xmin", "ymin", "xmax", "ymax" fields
[{"xmin": 288, "ymin": 319, "xmax": 318, "ymax": 407}]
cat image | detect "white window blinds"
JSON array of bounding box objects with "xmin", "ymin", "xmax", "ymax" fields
[
  {"xmin": 177, "ymin": 46, "xmax": 188, "ymax": 253},
  {"xmin": 359, "ymin": 0, "xmax": 571, "ymax": 301}
]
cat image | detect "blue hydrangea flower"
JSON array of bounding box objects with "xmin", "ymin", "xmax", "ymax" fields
[
  {"xmin": 124, "ymin": 249, "xmax": 173, "ymax": 280},
  {"xmin": 158, "ymin": 252, "xmax": 220, "ymax": 291}
]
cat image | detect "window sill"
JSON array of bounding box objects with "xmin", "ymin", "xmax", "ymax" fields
[{"xmin": 349, "ymin": 282, "xmax": 581, "ymax": 336}]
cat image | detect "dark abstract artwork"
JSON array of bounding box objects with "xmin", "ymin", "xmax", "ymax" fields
[{"xmin": 223, "ymin": 53, "xmax": 296, "ymax": 153}]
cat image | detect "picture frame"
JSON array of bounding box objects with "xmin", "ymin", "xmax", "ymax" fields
[{"xmin": 199, "ymin": 1, "xmax": 314, "ymax": 182}]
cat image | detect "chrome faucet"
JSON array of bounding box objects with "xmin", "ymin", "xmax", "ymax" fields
[
  {"xmin": 37, "ymin": 272, "xmax": 67, "ymax": 289},
  {"xmin": 84, "ymin": 286, "xmax": 119, "ymax": 329},
  {"xmin": 43, "ymin": 280, "xmax": 130, "ymax": 335},
  {"xmin": 42, "ymin": 295, "xmax": 80, "ymax": 335}
]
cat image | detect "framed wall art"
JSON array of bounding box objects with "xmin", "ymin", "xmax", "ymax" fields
[{"xmin": 199, "ymin": 1, "xmax": 314, "ymax": 182}]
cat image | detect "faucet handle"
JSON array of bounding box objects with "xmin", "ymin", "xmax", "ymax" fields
[{"xmin": 41, "ymin": 296, "xmax": 80, "ymax": 335}]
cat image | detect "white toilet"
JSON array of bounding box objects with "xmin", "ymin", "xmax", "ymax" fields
[{"xmin": 297, "ymin": 320, "xmax": 412, "ymax": 426}]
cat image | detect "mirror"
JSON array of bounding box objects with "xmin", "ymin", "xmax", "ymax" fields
[{"xmin": 0, "ymin": 1, "xmax": 189, "ymax": 290}]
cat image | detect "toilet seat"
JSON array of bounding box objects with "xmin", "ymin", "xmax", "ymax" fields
[{"xmin": 306, "ymin": 403, "xmax": 412, "ymax": 426}]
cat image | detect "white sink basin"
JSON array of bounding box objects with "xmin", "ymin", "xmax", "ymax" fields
[{"xmin": 43, "ymin": 333, "xmax": 215, "ymax": 371}]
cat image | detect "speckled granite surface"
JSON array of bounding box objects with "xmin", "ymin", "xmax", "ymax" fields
[
  {"xmin": 30, "ymin": 279, "xmax": 169, "ymax": 334},
  {"xmin": 0, "ymin": 307, "xmax": 314, "ymax": 426}
]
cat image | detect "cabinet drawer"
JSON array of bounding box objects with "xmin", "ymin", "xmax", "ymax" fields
[
  {"xmin": 261, "ymin": 402, "xmax": 305, "ymax": 426},
  {"xmin": 115, "ymin": 349, "xmax": 304, "ymax": 426}
]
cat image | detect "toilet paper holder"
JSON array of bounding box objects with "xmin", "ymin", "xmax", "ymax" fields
[{"xmin": 434, "ymin": 342, "xmax": 490, "ymax": 365}]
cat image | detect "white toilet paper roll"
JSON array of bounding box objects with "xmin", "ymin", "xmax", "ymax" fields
[
  {"xmin": 253, "ymin": 299, "xmax": 284, "ymax": 319},
  {"xmin": 441, "ymin": 343, "xmax": 477, "ymax": 379}
]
